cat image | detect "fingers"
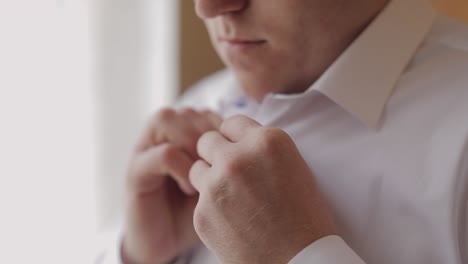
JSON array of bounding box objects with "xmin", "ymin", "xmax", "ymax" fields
[
  {"xmin": 134, "ymin": 108, "xmax": 222, "ymax": 156},
  {"xmin": 220, "ymin": 115, "xmax": 261, "ymax": 143},
  {"xmin": 129, "ymin": 108, "xmax": 224, "ymax": 195},
  {"xmin": 166, "ymin": 119, "xmax": 202, "ymax": 159},
  {"xmin": 130, "ymin": 143, "xmax": 197, "ymax": 195},
  {"xmin": 204, "ymin": 110, "xmax": 223, "ymax": 129},
  {"xmin": 177, "ymin": 108, "xmax": 210, "ymax": 133},
  {"xmin": 189, "ymin": 159, "xmax": 211, "ymax": 193},
  {"xmin": 134, "ymin": 108, "xmax": 177, "ymax": 153},
  {"xmin": 197, "ymin": 130, "xmax": 231, "ymax": 164},
  {"xmin": 168, "ymin": 109, "xmax": 223, "ymax": 159}
]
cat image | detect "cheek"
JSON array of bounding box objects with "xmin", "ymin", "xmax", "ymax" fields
[
  {"xmin": 264, "ymin": 26, "xmax": 307, "ymax": 70},
  {"xmin": 270, "ymin": 13, "xmax": 320, "ymax": 71},
  {"xmin": 261, "ymin": 8, "xmax": 307, "ymax": 52}
]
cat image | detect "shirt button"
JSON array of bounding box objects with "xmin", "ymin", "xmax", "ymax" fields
[{"xmin": 235, "ymin": 100, "xmax": 247, "ymax": 108}]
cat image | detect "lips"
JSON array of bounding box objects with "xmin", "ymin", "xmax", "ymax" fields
[
  {"xmin": 217, "ymin": 37, "xmax": 267, "ymax": 62},
  {"xmin": 219, "ymin": 38, "xmax": 267, "ymax": 47},
  {"xmin": 222, "ymin": 39, "xmax": 266, "ymax": 45}
]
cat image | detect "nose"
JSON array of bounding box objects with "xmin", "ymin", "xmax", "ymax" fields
[{"xmin": 194, "ymin": 0, "xmax": 248, "ymax": 19}]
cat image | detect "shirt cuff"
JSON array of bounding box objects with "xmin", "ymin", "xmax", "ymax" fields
[{"xmin": 288, "ymin": 235, "xmax": 366, "ymax": 264}]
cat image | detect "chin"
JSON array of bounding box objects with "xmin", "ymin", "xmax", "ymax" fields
[{"xmin": 234, "ymin": 71, "xmax": 278, "ymax": 102}]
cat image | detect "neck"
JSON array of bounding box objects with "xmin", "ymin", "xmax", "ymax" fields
[{"xmin": 261, "ymin": 0, "xmax": 391, "ymax": 101}]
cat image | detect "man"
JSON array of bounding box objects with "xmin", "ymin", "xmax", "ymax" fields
[{"xmin": 101, "ymin": 0, "xmax": 468, "ymax": 263}]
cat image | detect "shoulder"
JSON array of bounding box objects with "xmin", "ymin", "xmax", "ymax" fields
[
  {"xmin": 176, "ymin": 69, "xmax": 236, "ymax": 110},
  {"xmin": 391, "ymin": 16, "xmax": 468, "ymax": 125},
  {"xmin": 412, "ymin": 15, "xmax": 468, "ymax": 72},
  {"xmin": 426, "ymin": 15, "xmax": 468, "ymax": 52},
  {"xmin": 405, "ymin": 15, "xmax": 468, "ymax": 93}
]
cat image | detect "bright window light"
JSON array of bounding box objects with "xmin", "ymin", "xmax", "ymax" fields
[{"xmin": 0, "ymin": 1, "xmax": 94, "ymax": 263}]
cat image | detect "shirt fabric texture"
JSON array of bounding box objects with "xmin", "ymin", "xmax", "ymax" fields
[{"xmin": 99, "ymin": 0, "xmax": 468, "ymax": 263}]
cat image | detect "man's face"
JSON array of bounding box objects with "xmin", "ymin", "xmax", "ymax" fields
[{"xmin": 194, "ymin": 0, "xmax": 358, "ymax": 100}]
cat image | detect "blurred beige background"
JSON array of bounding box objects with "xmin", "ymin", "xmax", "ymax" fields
[
  {"xmin": 179, "ymin": 0, "xmax": 468, "ymax": 93},
  {"xmin": 180, "ymin": 1, "xmax": 223, "ymax": 93},
  {"xmin": 434, "ymin": 0, "xmax": 468, "ymax": 20}
]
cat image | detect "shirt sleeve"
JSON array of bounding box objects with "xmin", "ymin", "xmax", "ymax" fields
[{"xmin": 288, "ymin": 235, "xmax": 366, "ymax": 264}]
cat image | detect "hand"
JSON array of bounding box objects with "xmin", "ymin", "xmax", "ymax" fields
[
  {"xmin": 122, "ymin": 108, "xmax": 222, "ymax": 264},
  {"xmin": 189, "ymin": 115, "xmax": 337, "ymax": 264}
]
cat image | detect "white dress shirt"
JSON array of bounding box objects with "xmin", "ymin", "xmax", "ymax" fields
[{"xmin": 99, "ymin": 0, "xmax": 468, "ymax": 263}]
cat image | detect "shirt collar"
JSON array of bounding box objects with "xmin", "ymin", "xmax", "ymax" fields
[
  {"xmin": 306, "ymin": 0, "xmax": 436, "ymax": 129},
  {"xmin": 221, "ymin": 0, "xmax": 437, "ymax": 129}
]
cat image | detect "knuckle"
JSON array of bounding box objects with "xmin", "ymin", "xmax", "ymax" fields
[
  {"xmin": 193, "ymin": 206, "xmax": 209, "ymax": 234},
  {"xmin": 197, "ymin": 130, "xmax": 216, "ymax": 150},
  {"xmin": 200, "ymin": 130, "xmax": 216, "ymax": 143},
  {"xmin": 159, "ymin": 143, "xmax": 179, "ymax": 164},
  {"xmin": 220, "ymin": 114, "xmax": 244, "ymax": 130},
  {"xmin": 225, "ymin": 114, "xmax": 245, "ymax": 125},
  {"xmin": 262, "ymin": 127, "xmax": 287, "ymax": 141},
  {"xmin": 219, "ymin": 156, "xmax": 256, "ymax": 188},
  {"xmin": 152, "ymin": 108, "xmax": 176, "ymax": 124},
  {"xmin": 196, "ymin": 134, "xmax": 207, "ymax": 151},
  {"xmin": 197, "ymin": 130, "xmax": 209, "ymax": 143},
  {"xmin": 257, "ymin": 127, "xmax": 290, "ymax": 154},
  {"xmin": 189, "ymin": 159, "xmax": 204, "ymax": 177},
  {"xmin": 178, "ymin": 107, "xmax": 197, "ymax": 116},
  {"xmin": 221, "ymin": 155, "xmax": 246, "ymax": 177},
  {"xmin": 199, "ymin": 109, "xmax": 212, "ymax": 116}
]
